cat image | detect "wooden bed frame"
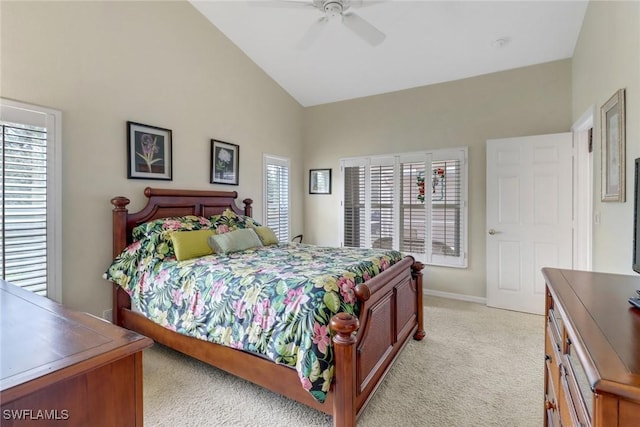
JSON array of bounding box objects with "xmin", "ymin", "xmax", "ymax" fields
[{"xmin": 110, "ymin": 187, "xmax": 425, "ymax": 427}]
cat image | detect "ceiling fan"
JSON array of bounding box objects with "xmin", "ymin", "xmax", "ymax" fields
[{"xmin": 252, "ymin": 0, "xmax": 386, "ymax": 48}]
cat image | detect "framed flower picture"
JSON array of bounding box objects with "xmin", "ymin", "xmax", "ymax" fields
[
  {"xmin": 127, "ymin": 121, "xmax": 172, "ymax": 180},
  {"xmin": 211, "ymin": 139, "xmax": 239, "ymax": 185}
]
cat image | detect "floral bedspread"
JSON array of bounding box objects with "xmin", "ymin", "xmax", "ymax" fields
[{"xmin": 105, "ymin": 239, "xmax": 403, "ymax": 402}]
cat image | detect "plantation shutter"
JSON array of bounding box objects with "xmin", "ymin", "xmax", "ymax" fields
[
  {"xmin": 399, "ymin": 159, "xmax": 426, "ymax": 254},
  {"xmin": 341, "ymin": 148, "xmax": 467, "ymax": 268},
  {"xmin": 370, "ymin": 158, "xmax": 395, "ymax": 249},
  {"xmin": 264, "ymin": 155, "xmax": 290, "ymax": 242},
  {"xmin": 428, "ymin": 149, "xmax": 466, "ymax": 267},
  {"xmin": 343, "ymin": 161, "xmax": 366, "ymax": 248},
  {"xmin": 1, "ymin": 122, "xmax": 48, "ymax": 295}
]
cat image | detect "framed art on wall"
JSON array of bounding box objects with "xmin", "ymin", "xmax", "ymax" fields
[
  {"xmin": 127, "ymin": 121, "xmax": 172, "ymax": 180},
  {"xmin": 601, "ymin": 88, "xmax": 626, "ymax": 202},
  {"xmin": 211, "ymin": 139, "xmax": 239, "ymax": 185},
  {"xmin": 309, "ymin": 168, "xmax": 331, "ymax": 194}
]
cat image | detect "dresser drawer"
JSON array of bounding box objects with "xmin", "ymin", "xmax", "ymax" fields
[
  {"xmin": 545, "ymin": 360, "xmax": 561, "ymax": 427},
  {"xmin": 545, "ymin": 322, "xmax": 561, "ymax": 394},
  {"xmin": 560, "ymin": 356, "xmax": 591, "ymax": 427},
  {"xmin": 619, "ymin": 399, "xmax": 640, "ymax": 426}
]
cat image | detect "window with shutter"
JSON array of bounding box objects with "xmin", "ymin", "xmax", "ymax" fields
[
  {"xmin": 343, "ymin": 161, "xmax": 366, "ymax": 248},
  {"xmin": 370, "ymin": 160, "xmax": 394, "ymax": 249},
  {"xmin": 1, "ymin": 99, "xmax": 62, "ymax": 300},
  {"xmin": 263, "ymin": 155, "xmax": 290, "ymax": 242},
  {"xmin": 341, "ymin": 147, "xmax": 467, "ymax": 268},
  {"xmin": 430, "ymin": 158, "xmax": 463, "ymax": 263},
  {"xmin": 400, "ymin": 160, "xmax": 426, "ymax": 254}
]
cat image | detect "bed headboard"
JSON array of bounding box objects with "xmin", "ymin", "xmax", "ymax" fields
[{"xmin": 110, "ymin": 187, "xmax": 253, "ymax": 257}]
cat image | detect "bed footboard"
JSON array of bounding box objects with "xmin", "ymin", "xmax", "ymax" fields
[{"xmin": 330, "ymin": 257, "xmax": 424, "ymax": 427}]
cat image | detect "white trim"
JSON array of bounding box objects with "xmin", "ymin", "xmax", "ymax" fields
[
  {"xmin": 424, "ymin": 288, "xmax": 486, "ymax": 305},
  {"xmin": 571, "ymin": 106, "xmax": 594, "ymax": 271},
  {"xmin": 341, "ymin": 146, "xmax": 468, "ymax": 163},
  {"xmin": 0, "ymin": 98, "xmax": 63, "ymax": 302}
]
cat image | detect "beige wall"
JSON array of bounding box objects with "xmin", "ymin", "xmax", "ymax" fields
[
  {"xmin": 1, "ymin": 1, "xmax": 304, "ymax": 317},
  {"xmin": 3, "ymin": 0, "xmax": 637, "ymax": 313},
  {"xmin": 302, "ymin": 60, "xmax": 572, "ymax": 299},
  {"xmin": 572, "ymin": 0, "xmax": 640, "ymax": 274}
]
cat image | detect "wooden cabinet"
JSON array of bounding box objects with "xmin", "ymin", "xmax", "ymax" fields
[
  {"xmin": 542, "ymin": 268, "xmax": 640, "ymax": 427},
  {"xmin": 0, "ymin": 280, "xmax": 153, "ymax": 426}
]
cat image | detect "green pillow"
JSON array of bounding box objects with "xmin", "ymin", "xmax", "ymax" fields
[
  {"xmin": 253, "ymin": 226, "xmax": 279, "ymax": 245},
  {"xmin": 208, "ymin": 228, "xmax": 263, "ymax": 254},
  {"xmin": 170, "ymin": 229, "xmax": 215, "ymax": 261}
]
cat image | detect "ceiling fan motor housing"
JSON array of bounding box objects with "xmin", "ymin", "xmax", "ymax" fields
[{"xmin": 323, "ymin": 1, "xmax": 347, "ymax": 18}]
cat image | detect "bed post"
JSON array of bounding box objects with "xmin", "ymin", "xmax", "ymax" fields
[
  {"xmin": 330, "ymin": 312, "xmax": 359, "ymax": 427},
  {"xmin": 111, "ymin": 196, "xmax": 130, "ymax": 256},
  {"xmin": 111, "ymin": 196, "xmax": 131, "ymax": 326},
  {"xmin": 411, "ymin": 261, "xmax": 426, "ymax": 340},
  {"xmin": 242, "ymin": 198, "xmax": 253, "ymax": 218}
]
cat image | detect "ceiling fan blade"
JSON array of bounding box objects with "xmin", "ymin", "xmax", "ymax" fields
[
  {"xmin": 349, "ymin": 0, "xmax": 388, "ymax": 8},
  {"xmin": 247, "ymin": 0, "xmax": 315, "ymax": 9},
  {"xmin": 297, "ymin": 16, "xmax": 329, "ymax": 49},
  {"xmin": 342, "ymin": 12, "xmax": 385, "ymax": 46}
]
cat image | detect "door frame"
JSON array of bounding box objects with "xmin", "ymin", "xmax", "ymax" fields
[{"xmin": 572, "ymin": 107, "xmax": 594, "ymax": 271}]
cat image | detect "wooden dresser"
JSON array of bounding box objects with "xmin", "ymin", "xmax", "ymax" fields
[
  {"xmin": 542, "ymin": 268, "xmax": 640, "ymax": 427},
  {"xmin": 0, "ymin": 280, "xmax": 153, "ymax": 426}
]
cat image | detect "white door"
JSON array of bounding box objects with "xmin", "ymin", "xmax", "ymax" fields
[{"xmin": 486, "ymin": 133, "xmax": 573, "ymax": 314}]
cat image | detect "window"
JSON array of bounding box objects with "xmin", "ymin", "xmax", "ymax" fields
[
  {"xmin": 341, "ymin": 148, "xmax": 467, "ymax": 268},
  {"xmin": 1, "ymin": 99, "xmax": 62, "ymax": 300},
  {"xmin": 343, "ymin": 160, "xmax": 366, "ymax": 248},
  {"xmin": 263, "ymin": 154, "xmax": 290, "ymax": 242}
]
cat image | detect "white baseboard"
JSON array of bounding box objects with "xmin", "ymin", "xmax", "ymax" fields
[{"xmin": 423, "ymin": 289, "xmax": 486, "ymax": 305}]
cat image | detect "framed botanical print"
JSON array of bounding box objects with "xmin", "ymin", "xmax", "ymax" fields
[
  {"xmin": 127, "ymin": 121, "xmax": 172, "ymax": 180},
  {"xmin": 211, "ymin": 139, "xmax": 239, "ymax": 185}
]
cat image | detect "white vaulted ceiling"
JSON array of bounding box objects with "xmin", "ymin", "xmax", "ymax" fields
[{"xmin": 190, "ymin": 1, "xmax": 588, "ymax": 106}]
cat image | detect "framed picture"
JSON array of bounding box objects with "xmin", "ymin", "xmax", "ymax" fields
[
  {"xmin": 211, "ymin": 139, "xmax": 239, "ymax": 185},
  {"xmin": 601, "ymin": 88, "xmax": 626, "ymax": 202},
  {"xmin": 309, "ymin": 168, "xmax": 331, "ymax": 194},
  {"xmin": 127, "ymin": 121, "xmax": 172, "ymax": 180}
]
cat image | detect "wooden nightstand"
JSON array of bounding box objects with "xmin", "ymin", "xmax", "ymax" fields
[{"xmin": 0, "ymin": 280, "xmax": 153, "ymax": 426}]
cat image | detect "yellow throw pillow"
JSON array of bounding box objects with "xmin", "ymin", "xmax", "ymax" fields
[
  {"xmin": 253, "ymin": 226, "xmax": 279, "ymax": 246},
  {"xmin": 170, "ymin": 229, "xmax": 216, "ymax": 261}
]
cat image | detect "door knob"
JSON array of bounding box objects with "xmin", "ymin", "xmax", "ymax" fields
[{"xmin": 488, "ymin": 229, "xmax": 497, "ymax": 235}]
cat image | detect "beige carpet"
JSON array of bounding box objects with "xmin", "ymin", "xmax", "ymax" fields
[{"xmin": 143, "ymin": 296, "xmax": 544, "ymax": 426}]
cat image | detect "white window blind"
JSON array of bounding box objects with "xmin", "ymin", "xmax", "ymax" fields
[
  {"xmin": 400, "ymin": 160, "xmax": 426, "ymax": 254},
  {"xmin": 430, "ymin": 158, "xmax": 462, "ymax": 263},
  {"xmin": 343, "ymin": 161, "xmax": 366, "ymax": 248},
  {"xmin": 263, "ymin": 155, "xmax": 290, "ymax": 242},
  {"xmin": 341, "ymin": 148, "xmax": 467, "ymax": 268},
  {"xmin": 370, "ymin": 159, "xmax": 395, "ymax": 249},
  {"xmin": 0, "ymin": 100, "xmax": 61, "ymax": 300}
]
